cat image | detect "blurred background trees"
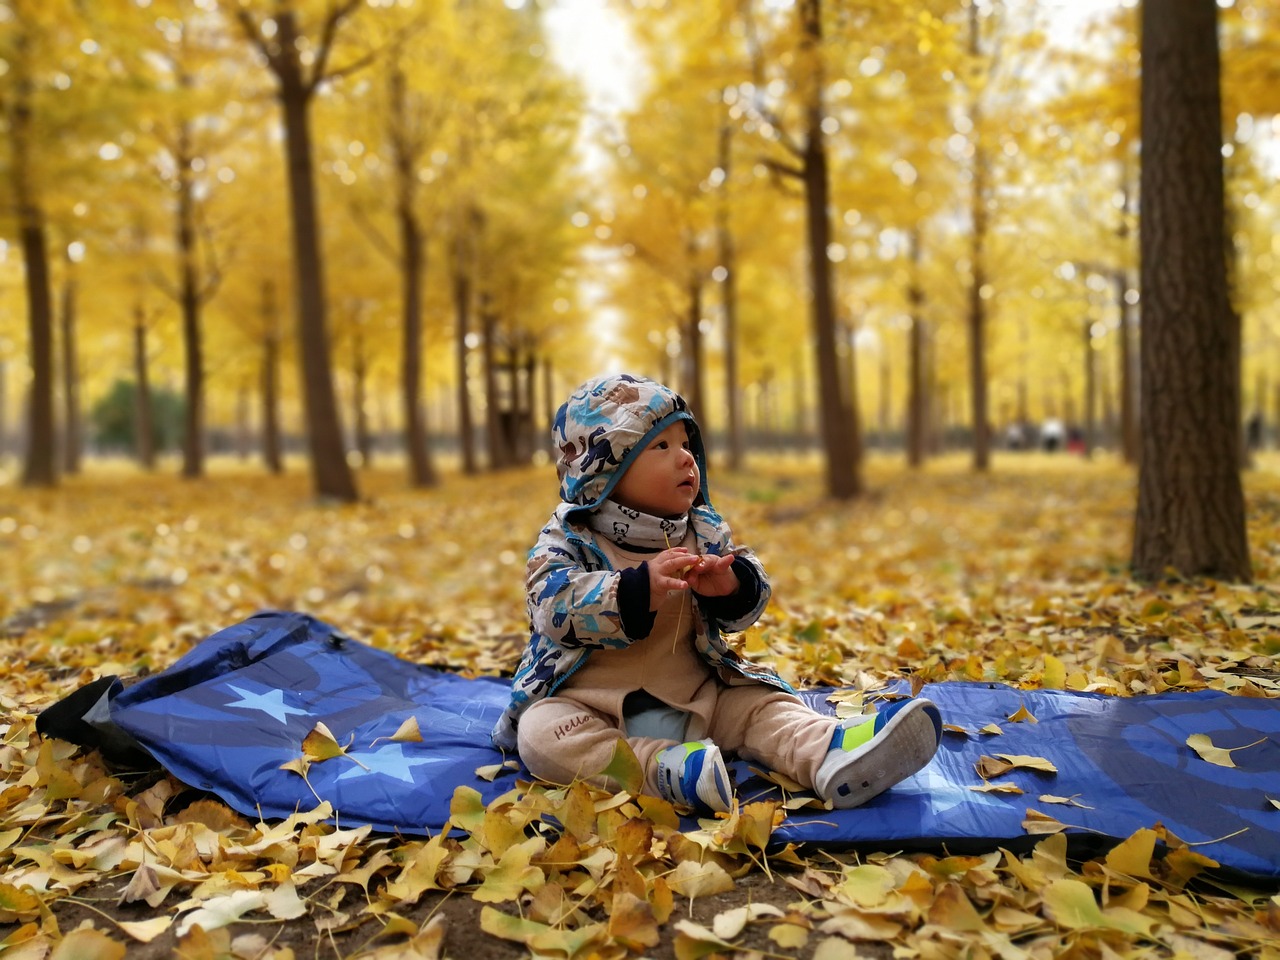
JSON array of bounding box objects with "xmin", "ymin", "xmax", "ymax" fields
[{"xmin": 0, "ymin": 0, "xmax": 1275, "ymax": 577}]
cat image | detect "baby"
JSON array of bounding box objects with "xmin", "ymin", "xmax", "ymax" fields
[{"xmin": 491, "ymin": 373, "xmax": 941, "ymax": 812}]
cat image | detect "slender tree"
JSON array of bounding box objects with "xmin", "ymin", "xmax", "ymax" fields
[
  {"xmin": 234, "ymin": 3, "xmax": 362, "ymax": 502},
  {"xmin": 7, "ymin": 19, "xmax": 58, "ymax": 487},
  {"xmin": 1131, "ymin": 0, "xmax": 1251, "ymax": 581},
  {"xmin": 59, "ymin": 252, "xmax": 81, "ymax": 474}
]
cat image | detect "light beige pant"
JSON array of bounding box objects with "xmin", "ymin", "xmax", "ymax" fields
[{"xmin": 517, "ymin": 684, "xmax": 838, "ymax": 796}]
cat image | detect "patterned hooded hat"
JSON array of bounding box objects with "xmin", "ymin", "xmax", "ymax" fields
[{"xmin": 552, "ymin": 373, "xmax": 709, "ymax": 512}]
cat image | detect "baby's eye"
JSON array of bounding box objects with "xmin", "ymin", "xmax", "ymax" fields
[{"xmin": 655, "ymin": 441, "xmax": 668, "ymax": 450}]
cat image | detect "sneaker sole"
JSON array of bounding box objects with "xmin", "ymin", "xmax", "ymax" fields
[{"xmin": 816, "ymin": 700, "xmax": 942, "ymax": 809}]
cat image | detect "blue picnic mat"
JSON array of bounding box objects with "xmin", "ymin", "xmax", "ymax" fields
[{"xmin": 97, "ymin": 611, "xmax": 1280, "ymax": 878}]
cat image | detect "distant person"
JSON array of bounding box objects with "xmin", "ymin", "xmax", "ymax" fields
[
  {"xmin": 1040, "ymin": 418, "xmax": 1065, "ymax": 452},
  {"xmin": 492, "ymin": 373, "xmax": 942, "ymax": 813},
  {"xmin": 1066, "ymin": 426, "xmax": 1085, "ymax": 455},
  {"xmin": 1004, "ymin": 423, "xmax": 1027, "ymax": 451},
  {"xmin": 1247, "ymin": 412, "xmax": 1263, "ymax": 452}
]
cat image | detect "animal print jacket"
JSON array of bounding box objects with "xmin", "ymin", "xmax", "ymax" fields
[{"xmin": 491, "ymin": 373, "xmax": 793, "ymax": 751}]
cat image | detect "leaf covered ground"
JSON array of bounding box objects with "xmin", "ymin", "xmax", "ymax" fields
[{"xmin": 2, "ymin": 451, "xmax": 1279, "ymax": 959}]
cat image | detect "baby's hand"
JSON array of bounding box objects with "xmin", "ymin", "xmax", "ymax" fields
[
  {"xmin": 683, "ymin": 552, "xmax": 738, "ymax": 597},
  {"xmin": 647, "ymin": 548, "xmax": 697, "ymax": 609}
]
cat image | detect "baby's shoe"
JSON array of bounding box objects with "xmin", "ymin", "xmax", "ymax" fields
[
  {"xmin": 813, "ymin": 698, "xmax": 942, "ymax": 809},
  {"xmin": 655, "ymin": 740, "xmax": 734, "ymax": 813}
]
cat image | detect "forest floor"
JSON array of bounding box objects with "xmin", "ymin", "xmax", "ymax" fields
[{"xmin": 1, "ymin": 450, "xmax": 1278, "ymax": 959}]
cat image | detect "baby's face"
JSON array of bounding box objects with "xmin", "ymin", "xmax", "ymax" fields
[{"xmin": 610, "ymin": 422, "xmax": 699, "ymax": 519}]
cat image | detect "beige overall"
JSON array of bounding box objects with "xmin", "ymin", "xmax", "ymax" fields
[{"xmin": 516, "ymin": 534, "xmax": 838, "ymax": 796}]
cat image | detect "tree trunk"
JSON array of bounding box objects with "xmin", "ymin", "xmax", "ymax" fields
[
  {"xmin": 133, "ymin": 310, "xmax": 156, "ymax": 470},
  {"xmin": 1115, "ymin": 164, "xmax": 1139, "ymax": 465},
  {"xmin": 392, "ymin": 67, "xmax": 436, "ymax": 488},
  {"xmin": 60, "ymin": 268, "xmax": 81, "ymax": 474},
  {"xmin": 967, "ymin": 1, "xmax": 991, "ymax": 472},
  {"xmin": 1115, "ymin": 267, "xmax": 1138, "ymax": 464},
  {"xmin": 275, "ymin": 11, "xmax": 357, "ymax": 501},
  {"xmin": 1082, "ymin": 315, "xmax": 1096, "ymax": 459},
  {"xmin": 1131, "ymin": 0, "xmax": 1250, "ymax": 582},
  {"xmin": 906, "ymin": 229, "xmax": 927, "ymax": 468},
  {"xmin": 261, "ymin": 281, "xmax": 283, "ymax": 475},
  {"xmin": 684, "ymin": 268, "xmax": 706, "ymax": 423},
  {"xmin": 236, "ymin": 384, "xmax": 250, "ymax": 460},
  {"xmin": 799, "ymin": 0, "xmax": 860, "ymax": 498},
  {"xmin": 452, "ymin": 217, "xmax": 478, "ymax": 474},
  {"xmin": 399, "ymin": 201, "xmax": 434, "ymax": 485},
  {"xmin": 717, "ymin": 122, "xmax": 743, "ymax": 471},
  {"xmin": 12, "ymin": 44, "xmax": 57, "ymax": 488},
  {"xmin": 352, "ymin": 326, "xmax": 371, "ymax": 466},
  {"xmin": 480, "ymin": 292, "xmax": 505, "ymax": 470},
  {"xmin": 177, "ymin": 111, "xmax": 205, "ymax": 480}
]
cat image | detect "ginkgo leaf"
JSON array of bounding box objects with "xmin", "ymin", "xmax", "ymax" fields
[
  {"xmin": 667, "ymin": 860, "xmax": 736, "ymax": 899},
  {"xmin": 712, "ymin": 903, "xmax": 784, "ymax": 940},
  {"xmin": 1105, "ymin": 828, "xmax": 1158, "ymax": 880},
  {"xmin": 474, "ymin": 760, "xmax": 519, "ymax": 782},
  {"xmin": 1022, "ymin": 809, "xmax": 1068, "ymax": 836},
  {"xmin": 1042, "ymin": 654, "xmax": 1067, "ymax": 690},
  {"xmin": 264, "ymin": 881, "xmax": 307, "ymax": 920},
  {"xmin": 980, "ymin": 723, "xmax": 1004, "ymax": 736},
  {"xmin": 301, "ymin": 722, "xmax": 369, "ymax": 770},
  {"xmin": 599, "ymin": 737, "xmax": 643, "ymax": 795},
  {"xmin": 1041, "ymin": 878, "xmax": 1155, "ymax": 935},
  {"xmin": 976, "ymin": 756, "xmax": 1014, "ymax": 779},
  {"xmin": 1186, "ymin": 733, "xmax": 1267, "ymax": 768},
  {"xmin": 1039, "ymin": 794, "xmax": 1093, "ymax": 808},
  {"xmin": 49, "ymin": 928, "xmax": 126, "ymax": 960},
  {"xmin": 1007, "ymin": 703, "xmax": 1039, "ymax": 724},
  {"xmin": 174, "ymin": 889, "xmax": 269, "ymax": 937},
  {"xmin": 672, "ymin": 919, "xmax": 738, "ymax": 957},
  {"xmin": 608, "ymin": 892, "xmax": 660, "ymax": 950},
  {"xmin": 473, "ymin": 840, "xmax": 544, "ymax": 903},
  {"xmin": 114, "ymin": 916, "xmax": 173, "ymax": 943},
  {"xmin": 0, "ymin": 882, "xmax": 43, "ymax": 923},
  {"xmin": 995, "ymin": 754, "xmax": 1058, "ymax": 774},
  {"xmin": 769, "ymin": 922, "xmax": 810, "ymax": 949},
  {"xmin": 390, "ymin": 716, "xmax": 424, "ymax": 742},
  {"xmin": 970, "ymin": 782, "xmax": 1023, "ymax": 794}
]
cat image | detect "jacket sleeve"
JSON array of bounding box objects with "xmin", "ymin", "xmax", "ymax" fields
[
  {"xmin": 688, "ymin": 505, "xmax": 772, "ymax": 634},
  {"xmin": 526, "ymin": 520, "xmax": 635, "ymax": 650}
]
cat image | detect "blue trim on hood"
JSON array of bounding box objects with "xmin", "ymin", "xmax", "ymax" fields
[{"xmin": 566, "ymin": 409, "xmax": 710, "ymax": 517}]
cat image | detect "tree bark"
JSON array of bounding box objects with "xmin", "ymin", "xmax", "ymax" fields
[
  {"xmin": 966, "ymin": 1, "xmax": 991, "ymax": 472},
  {"xmin": 799, "ymin": 0, "xmax": 860, "ymax": 498},
  {"xmin": 351, "ymin": 324, "xmax": 371, "ymax": 466},
  {"xmin": 452, "ymin": 214, "xmax": 478, "ymax": 474},
  {"xmin": 133, "ymin": 309, "xmax": 156, "ymax": 470},
  {"xmin": 176, "ymin": 108, "xmax": 205, "ymax": 479},
  {"xmin": 1131, "ymin": 0, "xmax": 1250, "ymax": 582},
  {"xmin": 905, "ymin": 229, "xmax": 927, "ymax": 468},
  {"xmin": 684, "ymin": 267, "xmax": 706, "ymax": 424},
  {"xmin": 717, "ymin": 122, "xmax": 743, "ymax": 471},
  {"xmin": 480, "ymin": 291, "xmax": 505, "ymax": 470},
  {"xmin": 391, "ymin": 66, "xmax": 436, "ymax": 488},
  {"xmin": 12, "ymin": 36, "xmax": 57, "ymax": 488},
  {"xmin": 1082, "ymin": 314, "xmax": 1096, "ymax": 459},
  {"xmin": 260, "ymin": 281, "xmax": 283, "ymax": 475},
  {"xmin": 263, "ymin": 10, "xmax": 357, "ymax": 501},
  {"xmin": 60, "ymin": 268, "xmax": 81, "ymax": 474}
]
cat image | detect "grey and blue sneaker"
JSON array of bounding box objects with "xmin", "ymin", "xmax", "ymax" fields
[
  {"xmin": 655, "ymin": 739, "xmax": 734, "ymax": 813},
  {"xmin": 813, "ymin": 698, "xmax": 943, "ymax": 809}
]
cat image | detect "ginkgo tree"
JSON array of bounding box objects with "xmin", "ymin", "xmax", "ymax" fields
[{"xmin": 230, "ymin": 0, "xmax": 374, "ymax": 503}]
